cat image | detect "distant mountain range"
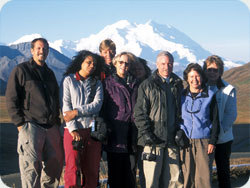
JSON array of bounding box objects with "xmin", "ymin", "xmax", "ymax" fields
[
  {"xmin": 0, "ymin": 42, "xmax": 71, "ymax": 93},
  {"xmin": 0, "ymin": 20, "xmax": 246, "ymax": 95}
]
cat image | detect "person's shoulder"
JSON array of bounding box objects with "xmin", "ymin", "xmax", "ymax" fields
[
  {"xmin": 171, "ymin": 72, "xmax": 182, "ymax": 81},
  {"xmin": 62, "ymin": 74, "xmax": 75, "ymax": 83},
  {"xmin": 96, "ymin": 79, "xmax": 102, "ymax": 86},
  {"xmin": 12, "ymin": 60, "xmax": 31, "ymax": 74},
  {"xmin": 15, "ymin": 60, "xmax": 30, "ymax": 68},
  {"xmin": 103, "ymin": 75, "xmax": 114, "ymax": 83},
  {"xmin": 89, "ymin": 76, "xmax": 102, "ymax": 86},
  {"xmin": 44, "ymin": 63, "xmax": 56, "ymax": 74},
  {"xmin": 221, "ymin": 79, "xmax": 234, "ymax": 88},
  {"xmin": 139, "ymin": 75, "xmax": 155, "ymax": 90},
  {"xmin": 221, "ymin": 79, "xmax": 235, "ymax": 94}
]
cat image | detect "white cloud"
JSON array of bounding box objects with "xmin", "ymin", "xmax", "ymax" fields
[
  {"xmin": 239, "ymin": 0, "xmax": 250, "ymax": 11},
  {"xmin": 0, "ymin": 0, "xmax": 11, "ymax": 11}
]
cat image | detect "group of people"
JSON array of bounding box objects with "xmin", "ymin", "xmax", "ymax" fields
[{"xmin": 5, "ymin": 37, "xmax": 237, "ymax": 188}]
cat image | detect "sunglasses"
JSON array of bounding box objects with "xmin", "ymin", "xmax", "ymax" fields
[
  {"xmin": 207, "ymin": 68, "xmax": 218, "ymax": 73},
  {"xmin": 118, "ymin": 61, "xmax": 130, "ymax": 66}
]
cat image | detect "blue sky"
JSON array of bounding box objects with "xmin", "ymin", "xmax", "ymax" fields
[{"xmin": 0, "ymin": 0, "xmax": 249, "ymax": 62}]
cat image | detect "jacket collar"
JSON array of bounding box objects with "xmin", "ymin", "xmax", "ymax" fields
[
  {"xmin": 29, "ymin": 58, "xmax": 48, "ymax": 69},
  {"xmin": 217, "ymin": 77, "xmax": 225, "ymax": 89},
  {"xmin": 183, "ymin": 86, "xmax": 209, "ymax": 98},
  {"xmin": 151, "ymin": 70, "xmax": 181, "ymax": 86},
  {"xmin": 75, "ymin": 72, "xmax": 93, "ymax": 83},
  {"xmin": 75, "ymin": 72, "xmax": 81, "ymax": 81},
  {"xmin": 112, "ymin": 73, "xmax": 137, "ymax": 87}
]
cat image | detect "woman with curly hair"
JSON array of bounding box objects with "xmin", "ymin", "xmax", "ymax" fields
[{"xmin": 60, "ymin": 50, "xmax": 104, "ymax": 188}]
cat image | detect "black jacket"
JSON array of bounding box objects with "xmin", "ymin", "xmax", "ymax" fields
[
  {"xmin": 5, "ymin": 58, "xmax": 60, "ymax": 128},
  {"xmin": 134, "ymin": 70, "xmax": 183, "ymax": 147}
]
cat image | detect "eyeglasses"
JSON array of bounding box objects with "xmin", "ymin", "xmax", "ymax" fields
[
  {"xmin": 118, "ymin": 61, "xmax": 130, "ymax": 66},
  {"xmin": 207, "ymin": 68, "xmax": 218, "ymax": 73}
]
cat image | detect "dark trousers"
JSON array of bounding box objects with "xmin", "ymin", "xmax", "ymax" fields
[
  {"xmin": 107, "ymin": 152, "xmax": 136, "ymax": 188},
  {"xmin": 215, "ymin": 140, "xmax": 233, "ymax": 188},
  {"xmin": 136, "ymin": 145, "xmax": 146, "ymax": 188}
]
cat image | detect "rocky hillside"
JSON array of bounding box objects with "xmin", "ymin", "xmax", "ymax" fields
[{"xmin": 222, "ymin": 62, "xmax": 250, "ymax": 123}]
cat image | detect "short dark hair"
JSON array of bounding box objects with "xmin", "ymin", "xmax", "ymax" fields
[
  {"xmin": 99, "ymin": 39, "xmax": 116, "ymax": 52},
  {"xmin": 183, "ymin": 63, "xmax": 207, "ymax": 88},
  {"xmin": 64, "ymin": 50, "xmax": 103, "ymax": 79},
  {"xmin": 31, "ymin": 38, "xmax": 49, "ymax": 49}
]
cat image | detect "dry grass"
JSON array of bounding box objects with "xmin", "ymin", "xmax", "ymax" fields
[
  {"xmin": 223, "ymin": 62, "xmax": 250, "ymax": 124},
  {"xmin": 1, "ymin": 93, "xmax": 250, "ymax": 124},
  {"xmin": 0, "ymin": 96, "xmax": 11, "ymax": 123}
]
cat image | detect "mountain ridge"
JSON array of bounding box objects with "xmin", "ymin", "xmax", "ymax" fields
[
  {"xmin": 222, "ymin": 62, "xmax": 250, "ymax": 123},
  {"xmin": 7, "ymin": 20, "xmax": 244, "ymax": 69},
  {"xmin": 0, "ymin": 43, "xmax": 71, "ymax": 84}
]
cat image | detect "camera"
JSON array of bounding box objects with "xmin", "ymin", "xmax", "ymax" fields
[
  {"xmin": 141, "ymin": 152, "xmax": 157, "ymax": 161},
  {"xmin": 72, "ymin": 140, "xmax": 84, "ymax": 151},
  {"xmin": 90, "ymin": 116, "xmax": 107, "ymax": 142}
]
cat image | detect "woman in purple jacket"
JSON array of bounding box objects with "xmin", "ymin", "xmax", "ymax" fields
[{"xmin": 102, "ymin": 52, "xmax": 139, "ymax": 188}]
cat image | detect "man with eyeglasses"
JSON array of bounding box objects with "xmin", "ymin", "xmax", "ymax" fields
[{"xmin": 134, "ymin": 51, "xmax": 184, "ymax": 188}]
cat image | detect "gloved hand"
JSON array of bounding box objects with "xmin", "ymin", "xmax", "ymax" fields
[
  {"xmin": 175, "ymin": 129, "xmax": 190, "ymax": 149},
  {"xmin": 143, "ymin": 131, "xmax": 164, "ymax": 145}
]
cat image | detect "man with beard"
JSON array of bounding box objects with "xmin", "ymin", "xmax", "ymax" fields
[{"xmin": 6, "ymin": 38, "xmax": 64, "ymax": 188}]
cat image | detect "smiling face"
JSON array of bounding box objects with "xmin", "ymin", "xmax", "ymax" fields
[
  {"xmin": 156, "ymin": 55, "xmax": 173, "ymax": 78},
  {"xmin": 187, "ymin": 69, "xmax": 202, "ymax": 93},
  {"xmin": 79, "ymin": 55, "xmax": 96, "ymax": 78},
  {"xmin": 31, "ymin": 40, "xmax": 49, "ymax": 66},
  {"xmin": 114, "ymin": 54, "xmax": 130, "ymax": 78},
  {"xmin": 100, "ymin": 48, "xmax": 116, "ymax": 65}
]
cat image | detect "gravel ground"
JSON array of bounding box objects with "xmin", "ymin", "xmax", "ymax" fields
[{"xmin": 1, "ymin": 123, "xmax": 249, "ymax": 187}]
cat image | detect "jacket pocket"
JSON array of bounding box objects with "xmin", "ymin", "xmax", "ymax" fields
[{"xmin": 17, "ymin": 123, "xmax": 28, "ymax": 155}]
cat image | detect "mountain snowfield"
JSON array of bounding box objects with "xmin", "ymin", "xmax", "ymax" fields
[{"xmin": 8, "ymin": 20, "xmax": 242, "ymax": 74}]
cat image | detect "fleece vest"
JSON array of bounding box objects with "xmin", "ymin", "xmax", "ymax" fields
[{"xmin": 181, "ymin": 89, "xmax": 215, "ymax": 139}]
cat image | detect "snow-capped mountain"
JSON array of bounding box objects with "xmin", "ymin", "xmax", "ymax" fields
[
  {"xmin": 0, "ymin": 43, "xmax": 71, "ymax": 84},
  {"xmin": 8, "ymin": 20, "xmax": 243, "ymax": 74},
  {"xmin": 47, "ymin": 20, "xmax": 243, "ymax": 73},
  {"xmin": 9, "ymin": 33, "xmax": 43, "ymax": 45}
]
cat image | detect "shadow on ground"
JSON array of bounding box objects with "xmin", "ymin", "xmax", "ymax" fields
[{"xmin": 1, "ymin": 123, "xmax": 249, "ymax": 188}]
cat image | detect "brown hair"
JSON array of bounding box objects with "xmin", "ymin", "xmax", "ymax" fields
[
  {"xmin": 183, "ymin": 63, "xmax": 207, "ymax": 88},
  {"xmin": 203, "ymin": 55, "xmax": 224, "ymax": 76},
  {"xmin": 99, "ymin": 39, "xmax": 116, "ymax": 52}
]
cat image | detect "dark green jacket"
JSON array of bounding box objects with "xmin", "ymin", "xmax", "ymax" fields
[{"xmin": 134, "ymin": 70, "xmax": 183, "ymax": 147}]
